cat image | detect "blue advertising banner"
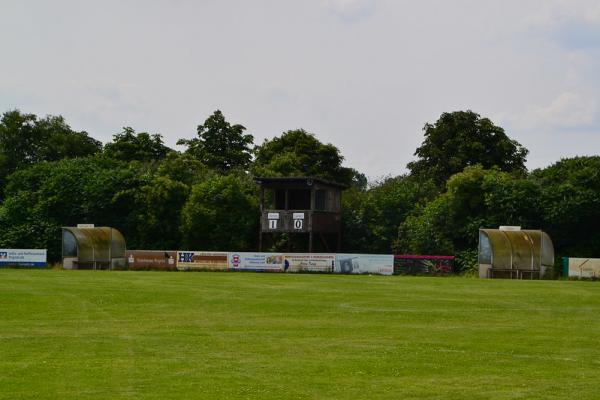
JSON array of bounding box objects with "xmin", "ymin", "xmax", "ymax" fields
[
  {"xmin": 229, "ymin": 252, "xmax": 283, "ymax": 272},
  {"xmin": 0, "ymin": 249, "xmax": 47, "ymax": 267}
]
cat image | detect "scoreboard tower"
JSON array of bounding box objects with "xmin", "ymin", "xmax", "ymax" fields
[{"xmin": 255, "ymin": 177, "xmax": 346, "ymax": 253}]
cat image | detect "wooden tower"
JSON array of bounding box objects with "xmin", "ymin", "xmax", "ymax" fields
[{"xmin": 256, "ymin": 177, "xmax": 346, "ymax": 252}]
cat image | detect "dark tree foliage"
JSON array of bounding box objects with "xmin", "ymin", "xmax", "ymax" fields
[
  {"xmin": 395, "ymin": 166, "xmax": 543, "ymax": 260},
  {"xmin": 180, "ymin": 174, "xmax": 259, "ymax": 251},
  {"xmin": 0, "ymin": 110, "xmax": 101, "ymax": 191},
  {"xmin": 0, "ymin": 157, "xmax": 143, "ymax": 261},
  {"xmin": 253, "ymin": 129, "xmax": 354, "ymax": 186},
  {"xmin": 408, "ymin": 111, "xmax": 529, "ymax": 186},
  {"xmin": 394, "ymin": 158, "xmax": 600, "ymax": 271},
  {"xmin": 155, "ymin": 152, "xmax": 215, "ymax": 186},
  {"xmin": 114, "ymin": 176, "xmax": 190, "ymax": 250},
  {"xmin": 342, "ymin": 175, "xmax": 438, "ymax": 253},
  {"xmin": 104, "ymin": 127, "xmax": 172, "ymax": 163},
  {"xmin": 532, "ymin": 156, "xmax": 600, "ymax": 258},
  {"xmin": 178, "ymin": 110, "xmax": 254, "ymax": 173}
]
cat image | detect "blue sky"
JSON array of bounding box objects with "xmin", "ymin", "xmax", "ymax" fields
[{"xmin": 1, "ymin": 0, "xmax": 599, "ymax": 179}]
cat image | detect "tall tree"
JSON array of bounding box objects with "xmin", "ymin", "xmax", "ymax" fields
[
  {"xmin": 408, "ymin": 110, "xmax": 528, "ymax": 185},
  {"xmin": 177, "ymin": 110, "xmax": 254, "ymax": 173},
  {"xmin": 114, "ymin": 176, "xmax": 189, "ymax": 250},
  {"xmin": 342, "ymin": 175, "xmax": 438, "ymax": 253},
  {"xmin": 104, "ymin": 127, "xmax": 172, "ymax": 163},
  {"xmin": 253, "ymin": 129, "xmax": 354, "ymax": 185},
  {"xmin": 0, "ymin": 110, "xmax": 101, "ymax": 190},
  {"xmin": 35, "ymin": 115, "xmax": 102, "ymax": 161},
  {"xmin": 532, "ymin": 156, "xmax": 600, "ymax": 258},
  {"xmin": 0, "ymin": 157, "xmax": 143, "ymax": 260},
  {"xmin": 180, "ymin": 174, "xmax": 259, "ymax": 250},
  {"xmin": 395, "ymin": 166, "xmax": 542, "ymax": 257},
  {"xmin": 155, "ymin": 152, "xmax": 214, "ymax": 186}
]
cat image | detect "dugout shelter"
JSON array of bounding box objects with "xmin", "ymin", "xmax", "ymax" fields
[
  {"xmin": 62, "ymin": 226, "xmax": 126, "ymax": 270},
  {"xmin": 478, "ymin": 227, "xmax": 554, "ymax": 279}
]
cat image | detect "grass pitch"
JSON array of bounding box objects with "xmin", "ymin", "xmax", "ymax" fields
[{"xmin": 1, "ymin": 270, "xmax": 599, "ymax": 399}]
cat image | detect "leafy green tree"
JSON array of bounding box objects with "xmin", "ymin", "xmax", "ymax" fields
[
  {"xmin": 253, "ymin": 129, "xmax": 354, "ymax": 185},
  {"xmin": 532, "ymin": 156, "xmax": 600, "ymax": 258},
  {"xmin": 0, "ymin": 110, "xmax": 101, "ymax": 191},
  {"xmin": 408, "ymin": 111, "xmax": 528, "ymax": 185},
  {"xmin": 395, "ymin": 166, "xmax": 542, "ymax": 261},
  {"xmin": 342, "ymin": 175, "xmax": 438, "ymax": 253},
  {"xmin": 0, "ymin": 157, "xmax": 143, "ymax": 260},
  {"xmin": 35, "ymin": 115, "xmax": 102, "ymax": 161},
  {"xmin": 0, "ymin": 111, "xmax": 40, "ymax": 172},
  {"xmin": 340, "ymin": 187, "xmax": 369, "ymax": 252},
  {"xmin": 114, "ymin": 176, "xmax": 189, "ymax": 250},
  {"xmin": 178, "ymin": 110, "xmax": 253, "ymax": 173},
  {"xmin": 446, "ymin": 165, "xmax": 541, "ymax": 249},
  {"xmin": 104, "ymin": 127, "xmax": 172, "ymax": 162},
  {"xmin": 155, "ymin": 152, "xmax": 215, "ymax": 186},
  {"xmin": 396, "ymin": 194, "xmax": 455, "ymax": 255},
  {"xmin": 180, "ymin": 174, "xmax": 259, "ymax": 250}
]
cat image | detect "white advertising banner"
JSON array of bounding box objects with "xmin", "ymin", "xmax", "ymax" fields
[
  {"xmin": 335, "ymin": 254, "xmax": 394, "ymax": 275},
  {"xmin": 0, "ymin": 249, "xmax": 47, "ymax": 267},
  {"xmin": 283, "ymin": 253, "xmax": 335, "ymax": 273},
  {"xmin": 568, "ymin": 258, "xmax": 600, "ymax": 278},
  {"xmin": 229, "ymin": 252, "xmax": 283, "ymax": 272}
]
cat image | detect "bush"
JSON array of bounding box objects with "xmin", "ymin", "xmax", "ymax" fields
[{"xmin": 454, "ymin": 249, "xmax": 478, "ymax": 275}]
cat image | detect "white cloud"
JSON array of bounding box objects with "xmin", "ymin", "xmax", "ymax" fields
[
  {"xmin": 528, "ymin": 92, "xmax": 597, "ymax": 128},
  {"xmin": 527, "ymin": 0, "xmax": 600, "ymax": 28},
  {"xmin": 504, "ymin": 46, "xmax": 600, "ymax": 133}
]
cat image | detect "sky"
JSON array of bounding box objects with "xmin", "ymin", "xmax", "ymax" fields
[{"xmin": 1, "ymin": 0, "xmax": 600, "ymax": 180}]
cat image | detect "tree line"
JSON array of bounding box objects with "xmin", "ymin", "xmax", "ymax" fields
[{"xmin": 1, "ymin": 109, "xmax": 599, "ymax": 273}]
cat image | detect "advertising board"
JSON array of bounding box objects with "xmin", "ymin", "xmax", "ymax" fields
[
  {"xmin": 394, "ymin": 255, "xmax": 454, "ymax": 275},
  {"xmin": 335, "ymin": 254, "xmax": 394, "ymax": 275},
  {"xmin": 283, "ymin": 253, "xmax": 335, "ymax": 273},
  {"xmin": 567, "ymin": 258, "xmax": 600, "ymax": 278},
  {"xmin": 0, "ymin": 249, "xmax": 47, "ymax": 267},
  {"xmin": 229, "ymin": 252, "xmax": 283, "ymax": 272},
  {"xmin": 176, "ymin": 251, "xmax": 228, "ymax": 271},
  {"xmin": 127, "ymin": 250, "xmax": 177, "ymax": 270}
]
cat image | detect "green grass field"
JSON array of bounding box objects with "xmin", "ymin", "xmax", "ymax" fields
[{"xmin": 1, "ymin": 270, "xmax": 599, "ymax": 399}]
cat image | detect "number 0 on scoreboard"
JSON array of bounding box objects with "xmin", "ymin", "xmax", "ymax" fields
[{"xmin": 293, "ymin": 219, "xmax": 303, "ymax": 230}]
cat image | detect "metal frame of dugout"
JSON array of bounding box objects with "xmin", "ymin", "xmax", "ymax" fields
[
  {"xmin": 62, "ymin": 226, "xmax": 127, "ymax": 270},
  {"xmin": 255, "ymin": 177, "xmax": 347, "ymax": 253},
  {"xmin": 478, "ymin": 228, "xmax": 554, "ymax": 279}
]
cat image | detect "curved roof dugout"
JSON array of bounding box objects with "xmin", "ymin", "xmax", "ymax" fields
[
  {"xmin": 478, "ymin": 229, "xmax": 554, "ymax": 272},
  {"xmin": 62, "ymin": 227, "xmax": 126, "ymax": 269}
]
